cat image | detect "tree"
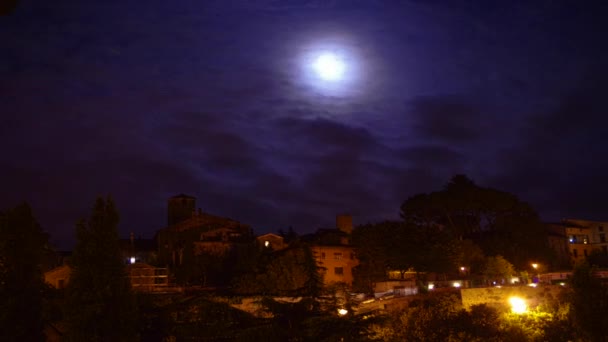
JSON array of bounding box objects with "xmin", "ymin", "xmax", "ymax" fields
[
  {"xmin": 400, "ymin": 175, "xmax": 551, "ymax": 270},
  {"xmin": 0, "ymin": 203, "xmax": 48, "ymax": 341},
  {"xmin": 482, "ymin": 255, "xmax": 515, "ymax": 285},
  {"xmin": 568, "ymin": 262, "xmax": 608, "ymax": 341},
  {"xmin": 352, "ymin": 220, "xmax": 454, "ymax": 293},
  {"xmin": 64, "ymin": 197, "xmax": 137, "ymax": 341}
]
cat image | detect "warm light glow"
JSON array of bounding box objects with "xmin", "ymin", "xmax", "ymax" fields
[
  {"xmin": 428, "ymin": 284, "xmax": 435, "ymax": 290},
  {"xmin": 313, "ymin": 53, "xmax": 346, "ymax": 81},
  {"xmin": 532, "ymin": 263, "xmax": 538, "ymax": 269},
  {"xmin": 509, "ymin": 297, "xmax": 527, "ymax": 314},
  {"xmin": 338, "ymin": 308, "xmax": 348, "ymax": 316},
  {"xmin": 460, "ymin": 266, "xmax": 466, "ymax": 271},
  {"xmin": 130, "ymin": 257, "xmax": 136, "ymax": 264},
  {"xmin": 452, "ymin": 282, "xmax": 461, "ymax": 288},
  {"xmin": 559, "ymin": 282, "xmax": 566, "ymax": 286},
  {"xmin": 527, "ymin": 283, "xmax": 537, "ymax": 288},
  {"xmin": 264, "ymin": 240, "xmax": 270, "ymax": 247}
]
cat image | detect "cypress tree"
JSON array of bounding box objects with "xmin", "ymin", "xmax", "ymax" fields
[{"xmin": 65, "ymin": 197, "xmax": 137, "ymax": 341}]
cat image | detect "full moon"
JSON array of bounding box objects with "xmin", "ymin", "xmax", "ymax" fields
[{"xmin": 312, "ymin": 53, "xmax": 346, "ymax": 81}]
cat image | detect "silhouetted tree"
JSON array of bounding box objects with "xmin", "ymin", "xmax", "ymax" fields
[
  {"xmin": 352, "ymin": 220, "xmax": 452, "ymax": 292},
  {"xmin": 400, "ymin": 174, "xmax": 551, "ymax": 270},
  {"xmin": 64, "ymin": 197, "xmax": 137, "ymax": 341},
  {"xmin": 0, "ymin": 203, "xmax": 48, "ymax": 341},
  {"xmin": 569, "ymin": 262, "xmax": 608, "ymax": 342}
]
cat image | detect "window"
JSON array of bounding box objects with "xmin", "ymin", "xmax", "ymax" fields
[
  {"xmin": 600, "ymin": 226, "xmax": 604, "ymax": 232},
  {"xmin": 584, "ymin": 249, "xmax": 588, "ymax": 257},
  {"xmin": 573, "ymin": 249, "xmax": 578, "ymax": 258},
  {"xmin": 334, "ymin": 267, "xmax": 344, "ymax": 275},
  {"xmin": 603, "ymin": 246, "xmax": 608, "ymax": 255},
  {"xmin": 264, "ymin": 240, "xmax": 270, "ymax": 247},
  {"xmin": 334, "ymin": 253, "xmax": 343, "ymax": 260},
  {"xmin": 601, "ymin": 234, "xmax": 606, "ymax": 243},
  {"xmin": 350, "ymin": 253, "xmax": 354, "ymax": 260},
  {"xmin": 321, "ymin": 252, "xmax": 325, "ymax": 260}
]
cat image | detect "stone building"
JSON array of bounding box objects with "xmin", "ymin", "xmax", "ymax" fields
[
  {"xmin": 155, "ymin": 194, "xmax": 253, "ymax": 283},
  {"xmin": 304, "ymin": 214, "xmax": 359, "ymax": 287}
]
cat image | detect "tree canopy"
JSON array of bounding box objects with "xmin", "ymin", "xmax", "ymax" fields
[
  {"xmin": 400, "ymin": 175, "xmax": 551, "ymax": 269},
  {"xmin": 65, "ymin": 196, "xmax": 137, "ymax": 341}
]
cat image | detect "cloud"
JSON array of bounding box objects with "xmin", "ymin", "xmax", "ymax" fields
[
  {"xmin": 490, "ymin": 68, "xmax": 608, "ymax": 220},
  {"xmin": 408, "ymin": 95, "xmax": 485, "ymax": 143}
]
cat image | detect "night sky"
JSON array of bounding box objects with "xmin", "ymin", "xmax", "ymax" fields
[{"xmin": 2, "ymin": 1, "xmax": 607, "ymax": 249}]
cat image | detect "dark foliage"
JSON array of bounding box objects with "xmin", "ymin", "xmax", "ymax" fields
[
  {"xmin": 64, "ymin": 197, "xmax": 137, "ymax": 341},
  {"xmin": 0, "ymin": 203, "xmax": 48, "ymax": 341}
]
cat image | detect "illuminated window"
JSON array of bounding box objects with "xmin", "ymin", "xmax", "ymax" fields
[
  {"xmin": 334, "ymin": 267, "xmax": 344, "ymax": 275},
  {"xmin": 264, "ymin": 240, "xmax": 270, "ymax": 247},
  {"xmin": 334, "ymin": 253, "xmax": 343, "ymax": 260}
]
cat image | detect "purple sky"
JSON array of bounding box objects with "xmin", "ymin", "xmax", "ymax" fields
[{"xmin": 2, "ymin": 0, "xmax": 607, "ymax": 249}]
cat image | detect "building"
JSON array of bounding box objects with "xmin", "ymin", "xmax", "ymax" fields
[
  {"xmin": 547, "ymin": 219, "xmax": 608, "ymax": 267},
  {"xmin": 44, "ymin": 265, "xmax": 71, "ymax": 289},
  {"xmin": 256, "ymin": 233, "xmax": 287, "ymax": 251},
  {"xmin": 156, "ymin": 194, "xmax": 253, "ymax": 282},
  {"xmin": 305, "ymin": 215, "xmax": 359, "ymax": 287}
]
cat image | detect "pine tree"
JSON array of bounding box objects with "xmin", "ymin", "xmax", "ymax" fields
[
  {"xmin": 65, "ymin": 197, "xmax": 137, "ymax": 341},
  {"xmin": 0, "ymin": 203, "xmax": 48, "ymax": 341}
]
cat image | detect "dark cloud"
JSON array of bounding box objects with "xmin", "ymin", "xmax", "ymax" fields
[
  {"xmin": 490, "ymin": 69, "xmax": 608, "ymax": 221},
  {"xmin": 408, "ymin": 95, "xmax": 484, "ymax": 142}
]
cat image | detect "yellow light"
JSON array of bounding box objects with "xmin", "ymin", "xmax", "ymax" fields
[
  {"xmin": 460, "ymin": 266, "xmax": 466, "ymax": 271},
  {"xmin": 452, "ymin": 282, "xmax": 461, "ymax": 288},
  {"xmin": 532, "ymin": 263, "xmax": 538, "ymax": 269},
  {"xmin": 428, "ymin": 284, "xmax": 434, "ymax": 290},
  {"xmin": 338, "ymin": 308, "xmax": 348, "ymax": 316},
  {"xmin": 509, "ymin": 297, "xmax": 527, "ymax": 314}
]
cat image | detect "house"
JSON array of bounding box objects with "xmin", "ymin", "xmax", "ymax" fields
[
  {"xmin": 155, "ymin": 194, "xmax": 253, "ymax": 282},
  {"xmin": 547, "ymin": 219, "xmax": 608, "ymax": 267},
  {"xmin": 44, "ymin": 264, "xmax": 71, "ymax": 289},
  {"xmin": 304, "ymin": 215, "xmax": 359, "ymax": 287},
  {"xmin": 256, "ymin": 233, "xmax": 287, "ymax": 251}
]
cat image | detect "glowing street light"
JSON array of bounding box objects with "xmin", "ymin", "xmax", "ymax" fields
[
  {"xmin": 531, "ymin": 263, "xmax": 538, "ymax": 270},
  {"xmin": 509, "ymin": 297, "xmax": 527, "ymax": 314},
  {"xmin": 338, "ymin": 308, "xmax": 348, "ymax": 316}
]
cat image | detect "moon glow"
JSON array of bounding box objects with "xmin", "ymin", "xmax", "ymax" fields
[{"xmin": 313, "ymin": 53, "xmax": 346, "ymax": 81}]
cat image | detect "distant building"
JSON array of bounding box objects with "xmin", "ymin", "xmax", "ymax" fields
[
  {"xmin": 547, "ymin": 219, "xmax": 608, "ymax": 267},
  {"xmin": 44, "ymin": 265, "xmax": 71, "ymax": 289},
  {"xmin": 304, "ymin": 214, "xmax": 359, "ymax": 287},
  {"xmin": 156, "ymin": 194, "xmax": 253, "ymax": 280},
  {"xmin": 256, "ymin": 233, "xmax": 287, "ymax": 251}
]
